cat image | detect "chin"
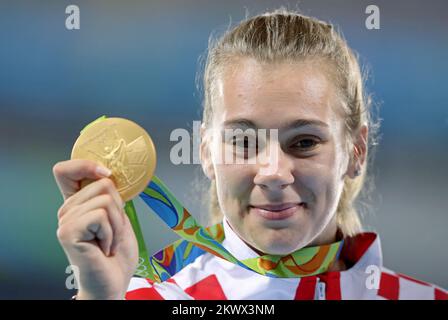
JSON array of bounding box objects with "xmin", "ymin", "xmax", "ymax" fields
[
  {"xmin": 255, "ymin": 239, "xmax": 304, "ymax": 256},
  {"xmin": 254, "ymin": 225, "xmax": 309, "ymax": 253},
  {"xmin": 259, "ymin": 245, "xmax": 298, "ymax": 256}
]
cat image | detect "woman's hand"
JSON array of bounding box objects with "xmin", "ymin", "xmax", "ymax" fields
[{"xmin": 53, "ymin": 159, "xmax": 138, "ymax": 300}]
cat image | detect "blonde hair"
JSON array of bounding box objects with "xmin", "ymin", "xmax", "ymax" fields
[{"xmin": 195, "ymin": 8, "xmax": 381, "ymax": 237}]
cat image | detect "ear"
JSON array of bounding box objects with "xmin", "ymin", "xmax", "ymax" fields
[
  {"xmin": 200, "ymin": 123, "xmax": 216, "ymax": 180},
  {"xmin": 346, "ymin": 124, "xmax": 368, "ymax": 179}
]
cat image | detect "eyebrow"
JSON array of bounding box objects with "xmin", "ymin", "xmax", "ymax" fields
[{"xmin": 222, "ymin": 118, "xmax": 329, "ymax": 130}]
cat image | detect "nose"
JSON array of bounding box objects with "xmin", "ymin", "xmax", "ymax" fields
[{"xmin": 253, "ymin": 142, "xmax": 294, "ymax": 190}]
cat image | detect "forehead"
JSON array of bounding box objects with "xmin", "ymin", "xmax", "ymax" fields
[{"xmin": 213, "ymin": 57, "xmax": 341, "ymax": 131}]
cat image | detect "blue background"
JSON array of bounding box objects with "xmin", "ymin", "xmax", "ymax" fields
[{"xmin": 0, "ymin": 0, "xmax": 447, "ymax": 298}]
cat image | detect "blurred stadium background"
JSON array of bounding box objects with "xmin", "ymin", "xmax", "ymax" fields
[{"xmin": 0, "ymin": 0, "xmax": 447, "ymax": 298}]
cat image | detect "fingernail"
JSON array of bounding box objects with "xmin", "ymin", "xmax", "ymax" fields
[{"xmin": 96, "ymin": 166, "xmax": 112, "ymax": 177}]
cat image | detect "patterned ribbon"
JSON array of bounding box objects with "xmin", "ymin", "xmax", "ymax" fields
[{"xmin": 80, "ymin": 116, "xmax": 344, "ymax": 282}]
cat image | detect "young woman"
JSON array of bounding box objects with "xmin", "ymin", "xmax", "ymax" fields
[{"xmin": 53, "ymin": 9, "xmax": 447, "ymax": 300}]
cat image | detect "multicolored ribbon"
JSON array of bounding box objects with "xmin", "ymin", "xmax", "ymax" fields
[
  {"xmin": 126, "ymin": 175, "xmax": 344, "ymax": 282},
  {"xmin": 80, "ymin": 116, "xmax": 344, "ymax": 282}
]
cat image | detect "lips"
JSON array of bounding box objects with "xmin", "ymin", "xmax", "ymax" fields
[{"xmin": 249, "ymin": 202, "xmax": 306, "ymax": 220}]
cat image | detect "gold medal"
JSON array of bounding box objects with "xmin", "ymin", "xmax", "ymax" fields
[{"xmin": 71, "ymin": 117, "xmax": 157, "ymax": 201}]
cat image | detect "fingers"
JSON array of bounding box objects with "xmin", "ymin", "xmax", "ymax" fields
[
  {"xmin": 85, "ymin": 209, "xmax": 114, "ymax": 257},
  {"xmin": 53, "ymin": 159, "xmax": 112, "ymax": 201},
  {"xmin": 59, "ymin": 208, "xmax": 114, "ymax": 257},
  {"xmin": 59, "ymin": 178, "xmax": 124, "ymax": 220},
  {"xmin": 58, "ymin": 194, "xmax": 125, "ymax": 257},
  {"xmin": 54, "ymin": 159, "xmax": 128, "ymax": 258}
]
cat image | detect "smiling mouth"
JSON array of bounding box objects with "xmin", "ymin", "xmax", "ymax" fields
[{"xmin": 249, "ymin": 202, "xmax": 307, "ymax": 220}]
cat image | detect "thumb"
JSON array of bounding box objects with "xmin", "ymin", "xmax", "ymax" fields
[{"xmin": 53, "ymin": 159, "xmax": 112, "ymax": 200}]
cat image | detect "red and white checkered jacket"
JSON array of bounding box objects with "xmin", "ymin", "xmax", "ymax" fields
[{"xmin": 126, "ymin": 218, "xmax": 447, "ymax": 300}]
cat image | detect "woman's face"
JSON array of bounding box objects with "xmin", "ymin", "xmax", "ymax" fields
[{"xmin": 202, "ymin": 57, "xmax": 355, "ymax": 255}]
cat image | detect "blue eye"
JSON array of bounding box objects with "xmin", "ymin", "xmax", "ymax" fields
[{"xmin": 292, "ymin": 137, "xmax": 320, "ymax": 150}]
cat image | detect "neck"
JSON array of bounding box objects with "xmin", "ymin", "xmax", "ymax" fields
[
  {"xmin": 228, "ymin": 218, "xmax": 347, "ymax": 272},
  {"xmin": 308, "ymin": 215, "xmax": 340, "ymax": 247}
]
